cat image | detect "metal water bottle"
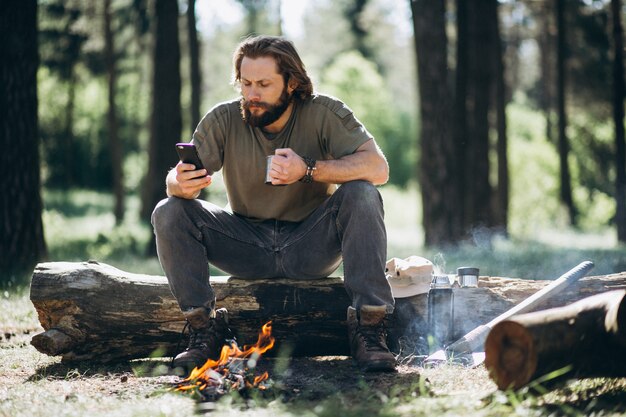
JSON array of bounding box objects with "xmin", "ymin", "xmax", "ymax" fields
[{"xmin": 427, "ymin": 274, "xmax": 454, "ymax": 351}]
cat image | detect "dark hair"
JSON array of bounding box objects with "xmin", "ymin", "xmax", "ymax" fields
[{"xmin": 233, "ymin": 35, "xmax": 314, "ymax": 100}]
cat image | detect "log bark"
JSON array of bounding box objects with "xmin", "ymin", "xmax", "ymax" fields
[
  {"xmin": 484, "ymin": 290, "xmax": 626, "ymax": 390},
  {"xmin": 29, "ymin": 261, "xmax": 626, "ymax": 363}
]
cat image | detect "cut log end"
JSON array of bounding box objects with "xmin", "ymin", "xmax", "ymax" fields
[
  {"xmin": 485, "ymin": 320, "xmax": 537, "ymax": 390},
  {"xmin": 31, "ymin": 329, "xmax": 75, "ymax": 356}
]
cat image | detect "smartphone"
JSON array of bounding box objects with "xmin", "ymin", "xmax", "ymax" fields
[{"xmin": 175, "ymin": 142, "xmax": 205, "ymax": 171}]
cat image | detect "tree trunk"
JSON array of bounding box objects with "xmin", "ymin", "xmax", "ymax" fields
[
  {"xmin": 612, "ymin": 0, "xmax": 626, "ymax": 243},
  {"xmin": 556, "ymin": 0, "xmax": 577, "ymax": 226},
  {"xmin": 344, "ymin": 0, "xmax": 372, "ymax": 60},
  {"xmin": 63, "ymin": 68, "xmax": 78, "ymax": 185},
  {"xmin": 411, "ymin": 0, "xmax": 462, "ymax": 246},
  {"xmin": 454, "ymin": 0, "xmax": 468, "ymax": 238},
  {"xmin": 141, "ymin": 0, "xmax": 182, "ymax": 226},
  {"xmin": 104, "ymin": 0, "xmax": 125, "ymax": 224},
  {"xmin": 186, "ymin": 0, "xmax": 202, "ymax": 133},
  {"xmin": 490, "ymin": 0, "xmax": 509, "ymax": 235},
  {"xmin": 536, "ymin": 1, "xmax": 556, "ymax": 145},
  {"xmin": 464, "ymin": 0, "xmax": 494, "ymax": 234},
  {"xmin": 485, "ymin": 290, "xmax": 626, "ymax": 390},
  {"xmin": 29, "ymin": 261, "xmax": 626, "ymax": 363},
  {"xmin": 0, "ymin": 0, "xmax": 47, "ymax": 284}
]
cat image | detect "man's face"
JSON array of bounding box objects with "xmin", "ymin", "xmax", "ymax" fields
[{"xmin": 239, "ymin": 56, "xmax": 293, "ymax": 128}]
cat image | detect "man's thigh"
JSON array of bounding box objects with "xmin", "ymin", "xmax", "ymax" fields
[
  {"xmin": 280, "ymin": 201, "xmax": 343, "ymax": 279},
  {"xmin": 196, "ymin": 201, "xmax": 278, "ymax": 278}
]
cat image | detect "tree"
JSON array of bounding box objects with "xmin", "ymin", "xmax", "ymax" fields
[
  {"xmin": 38, "ymin": 1, "xmax": 87, "ymax": 186},
  {"xmin": 104, "ymin": 0, "xmax": 124, "ymax": 224},
  {"xmin": 453, "ymin": 0, "xmax": 468, "ymax": 233},
  {"xmin": 490, "ymin": 0, "xmax": 509, "ymax": 234},
  {"xmin": 464, "ymin": 0, "xmax": 494, "ymax": 234},
  {"xmin": 410, "ymin": 0, "xmax": 462, "ymax": 245},
  {"xmin": 556, "ymin": 0, "xmax": 578, "ymax": 226},
  {"xmin": 0, "ymin": 0, "xmax": 47, "ymax": 284},
  {"xmin": 534, "ymin": 1, "xmax": 557, "ymax": 144},
  {"xmin": 186, "ymin": 0, "xmax": 202, "ymax": 132},
  {"xmin": 611, "ymin": 0, "xmax": 626, "ymax": 242},
  {"xmin": 342, "ymin": 0, "xmax": 372, "ymax": 60},
  {"xmin": 141, "ymin": 0, "xmax": 182, "ymax": 227},
  {"xmin": 236, "ymin": 0, "xmax": 268, "ymax": 36}
]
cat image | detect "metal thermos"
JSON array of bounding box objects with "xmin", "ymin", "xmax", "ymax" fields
[{"xmin": 427, "ymin": 274, "xmax": 454, "ymax": 350}]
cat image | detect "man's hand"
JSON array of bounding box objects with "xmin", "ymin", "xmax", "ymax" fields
[
  {"xmin": 266, "ymin": 140, "xmax": 389, "ymax": 186},
  {"xmin": 269, "ymin": 148, "xmax": 307, "ymax": 185},
  {"xmin": 166, "ymin": 162, "xmax": 212, "ymax": 199}
]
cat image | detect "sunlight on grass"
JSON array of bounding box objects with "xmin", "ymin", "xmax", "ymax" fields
[{"xmin": 38, "ymin": 183, "xmax": 626, "ymax": 283}]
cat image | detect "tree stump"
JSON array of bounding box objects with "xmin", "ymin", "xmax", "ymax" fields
[{"xmin": 29, "ymin": 261, "xmax": 626, "ymax": 363}]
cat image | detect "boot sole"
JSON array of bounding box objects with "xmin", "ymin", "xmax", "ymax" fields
[{"xmin": 357, "ymin": 360, "xmax": 397, "ymax": 372}]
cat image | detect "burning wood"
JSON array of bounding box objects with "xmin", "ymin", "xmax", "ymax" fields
[{"xmin": 174, "ymin": 322, "xmax": 275, "ymax": 401}]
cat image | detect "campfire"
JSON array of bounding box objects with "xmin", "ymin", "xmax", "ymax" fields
[{"xmin": 175, "ymin": 322, "xmax": 275, "ymax": 401}]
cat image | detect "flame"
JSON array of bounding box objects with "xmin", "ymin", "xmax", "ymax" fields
[{"xmin": 176, "ymin": 321, "xmax": 275, "ymax": 395}]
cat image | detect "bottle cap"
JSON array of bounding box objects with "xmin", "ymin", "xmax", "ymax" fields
[
  {"xmin": 431, "ymin": 274, "xmax": 452, "ymax": 289},
  {"xmin": 457, "ymin": 267, "xmax": 479, "ymax": 276}
]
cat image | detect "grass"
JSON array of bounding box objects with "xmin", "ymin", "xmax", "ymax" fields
[
  {"xmin": 2, "ymin": 187, "xmax": 626, "ymax": 416},
  {"xmin": 3, "ymin": 300, "xmax": 626, "ymax": 417},
  {"xmin": 39, "ymin": 185, "xmax": 626, "ymax": 280}
]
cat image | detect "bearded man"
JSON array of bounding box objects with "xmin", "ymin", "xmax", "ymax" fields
[{"xmin": 151, "ymin": 35, "xmax": 395, "ymax": 373}]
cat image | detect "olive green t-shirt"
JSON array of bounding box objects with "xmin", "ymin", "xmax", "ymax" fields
[{"xmin": 191, "ymin": 94, "xmax": 373, "ymax": 222}]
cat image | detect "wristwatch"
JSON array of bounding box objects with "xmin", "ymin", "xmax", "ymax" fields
[{"xmin": 299, "ymin": 156, "xmax": 317, "ymax": 183}]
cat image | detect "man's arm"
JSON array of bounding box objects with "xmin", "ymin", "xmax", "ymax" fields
[
  {"xmin": 166, "ymin": 162, "xmax": 212, "ymax": 199},
  {"xmin": 271, "ymin": 139, "xmax": 389, "ymax": 186}
]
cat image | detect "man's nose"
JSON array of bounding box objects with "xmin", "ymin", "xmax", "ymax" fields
[{"xmin": 247, "ymin": 87, "xmax": 261, "ymax": 101}]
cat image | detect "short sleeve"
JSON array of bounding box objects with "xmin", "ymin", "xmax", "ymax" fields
[
  {"xmin": 191, "ymin": 103, "xmax": 231, "ymax": 174},
  {"xmin": 316, "ymin": 97, "xmax": 373, "ymax": 159}
]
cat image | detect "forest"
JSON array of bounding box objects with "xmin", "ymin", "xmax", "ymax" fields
[{"xmin": 1, "ymin": 0, "xmax": 625, "ymax": 285}]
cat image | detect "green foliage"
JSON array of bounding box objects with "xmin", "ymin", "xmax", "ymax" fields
[
  {"xmin": 506, "ymin": 103, "xmax": 563, "ymax": 236},
  {"xmin": 504, "ymin": 102, "xmax": 616, "ymax": 236},
  {"xmin": 37, "ymin": 0, "xmax": 150, "ymax": 191},
  {"xmin": 42, "ymin": 189, "xmax": 162, "ymax": 274},
  {"xmin": 319, "ymin": 51, "xmax": 417, "ymax": 187}
]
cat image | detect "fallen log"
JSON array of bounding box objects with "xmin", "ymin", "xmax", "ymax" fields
[
  {"xmin": 29, "ymin": 261, "xmax": 626, "ymax": 363},
  {"xmin": 484, "ymin": 290, "xmax": 626, "ymax": 390}
]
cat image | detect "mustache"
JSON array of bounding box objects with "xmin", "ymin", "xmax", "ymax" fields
[{"xmin": 242, "ymin": 100, "xmax": 270, "ymax": 110}]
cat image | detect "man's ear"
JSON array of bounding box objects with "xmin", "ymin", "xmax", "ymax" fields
[{"xmin": 288, "ymin": 78, "xmax": 297, "ymax": 94}]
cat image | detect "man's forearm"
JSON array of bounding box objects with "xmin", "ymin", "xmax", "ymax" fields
[{"xmin": 314, "ymin": 141, "xmax": 389, "ymax": 186}]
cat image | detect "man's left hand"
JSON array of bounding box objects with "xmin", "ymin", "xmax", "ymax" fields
[{"xmin": 270, "ymin": 148, "xmax": 307, "ymax": 185}]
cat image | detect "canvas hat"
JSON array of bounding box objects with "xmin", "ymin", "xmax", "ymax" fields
[{"xmin": 385, "ymin": 256, "xmax": 434, "ymax": 298}]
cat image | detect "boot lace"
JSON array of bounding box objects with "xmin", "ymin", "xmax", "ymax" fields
[
  {"xmin": 357, "ymin": 322, "xmax": 389, "ymax": 352},
  {"xmin": 187, "ymin": 320, "xmax": 217, "ymax": 349}
]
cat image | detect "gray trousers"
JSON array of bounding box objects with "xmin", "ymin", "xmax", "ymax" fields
[{"xmin": 151, "ymin": 180, "xmax": 394, "ymax": 313}]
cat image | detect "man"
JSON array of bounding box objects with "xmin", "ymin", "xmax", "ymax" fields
[{"xmin": 152, "ymin": 35, "xmax": 395, "ymax": 373}]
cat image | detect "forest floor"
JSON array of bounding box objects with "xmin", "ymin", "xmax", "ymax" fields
[{"xmin": 3, "ymin": 290, "xmax": 626, "ymax": 417}]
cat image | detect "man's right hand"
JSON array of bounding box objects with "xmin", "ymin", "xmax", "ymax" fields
[{"xmin": 166, "ymin": 162, "xmax": 212, "ymax": 199}]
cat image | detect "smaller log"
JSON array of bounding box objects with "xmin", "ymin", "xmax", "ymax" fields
[{"xmin": 485, "ymin": 290, "xmax": 626, "ymax": 390}]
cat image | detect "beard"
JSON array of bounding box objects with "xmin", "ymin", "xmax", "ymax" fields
[{"xmin": 241, "ymin": 87, "xmax": 292, "ymax": 128}]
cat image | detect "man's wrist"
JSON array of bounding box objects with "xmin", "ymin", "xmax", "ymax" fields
[{"xmin": 299, "ymin": 156, "xmax": 317, "ymax": 183}]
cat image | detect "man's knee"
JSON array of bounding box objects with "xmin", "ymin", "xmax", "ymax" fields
[
  {"xmin": 151, "ymin": 197, "xmax": 193, "ymax": 232},
  {"xmin": 335, "ymin": 180, "xmax": 383, "ymax": 209}
]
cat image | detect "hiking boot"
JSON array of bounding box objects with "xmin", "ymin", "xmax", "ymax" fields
[
  {"xmin": 347, "ymin": 305, "xmax": 396, "ymax": 372},
  {"xmin": 172, "ymin": 307, "xmax": 232, "ymax": 374}
]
